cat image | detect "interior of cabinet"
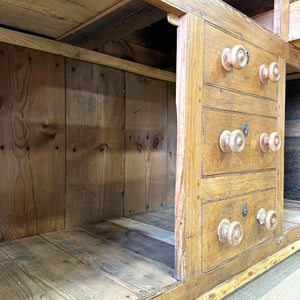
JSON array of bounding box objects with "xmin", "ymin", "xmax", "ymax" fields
[
  {"xmin": 0, "ymin": 7, "xmax": 179, "ymax": 298},
  {"xmin": 283, "ymin": 63, "xmax": 300, "ymax": 232}
]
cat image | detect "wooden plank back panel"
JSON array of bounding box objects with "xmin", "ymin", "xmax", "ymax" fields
[
  {"xmin": 125, "ymin": 73, "xmax": 168, "ymax": 215},
  {"xmin": 203, "ymin": 109, "xmax": 277, "ymax": 176},
  {"xmin": 204, "ymin": 23, "xmax": 278, "ymax": 99},
  {"xmin": 0, "ymin": 42, "xmax": 65, "ymax": 241},
  {"xmin": 66, "ymin": 59, "xmax": 125, "ymax": 228}
]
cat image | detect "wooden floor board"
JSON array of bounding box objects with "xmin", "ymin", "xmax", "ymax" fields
[
  {"xmin": 0, "ymin": 250, "xmax": 52, "ymax": 300},
  {"xmin": 284, "ymin": 209, "xmax": 300, "ymax": 224},
  {"xmin": 0, "ymin": 236, "xmax": 138, "ymax": 300},
  {"xmin": 130, "ymin": 207, "xmax": 174, "ymax": 232},
  {"xmin": 41, "ymin": 228, "xmax": 176, "ymax": 296},
  {"xmin": 81, "ymin": 221, "xmax": 175, "ymax": 270},
  {"xmin": 109, "ymin": 217, "xmax": 175, "ymax": 245}
]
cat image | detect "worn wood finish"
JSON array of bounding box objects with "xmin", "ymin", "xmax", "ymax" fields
[
  {"xmin": 0, "ymin": 0, "xmax": 124, "ymax": 38},
  {"xmin": 66, "ymin": 59, "xmax": 124, "ymax": 227},
  {"xmin": 0, "ymin": 250, "xmax": 51, "ymax": 299},
  {"xmin": 0, "ymin": 27, "xmax": 176, "ymax": 83},
  {"xmin": 82, "ymin": 221, "xmax": 175, "ymax": 270},
  {"xmin": 200, "ymin": 171, "xmax": 277, "ymax": 201},
  {"xmin": 204, "ymin": 23, "xmax": 278, "ymax": 100},
  {"xmin": 0, "ymin": 43, "xmax": 65, "ymax": 241},
  {"xmin": 125, "ymin": 73, "xmax": 168, "ymax": 215},
  {"xmin": 202, "ymin": 85, "xmax": 278, "ymax": 118},
  {"xmin": 108, "ymin": 217, "xmax": 174, "ymax": 245},
  {"xmin": 42, "ymin": 228, "xmax": 176, "ymax": 296},
  {"xmin": 203, "ymin": 109, "xmax": 277, "ymax": 176},
  {"xmin": 197, "ymin": 240, "xmax": 300, "ymax": 300},
  {"xmin": 273, "ymin": 0, "xmax": 290, "ymax": 41},
  {"xmin": 0, "ymin": 236, "xmax": 137, "ymax": 299},
  {"xmin": 60, "ymin": 0, "xmax": 166, "ymax": 49},
  {"xmin": 202, "ymin": 189, "xmax": 276, "ymax": 272},
  {"xmin": 167, "ymin": 82, "xmax": 177, "ymax": 206}
]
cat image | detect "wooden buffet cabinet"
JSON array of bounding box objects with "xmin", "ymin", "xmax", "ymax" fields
[{"xmin": 0, "ymin": 0, "xmax": 299, "ymax": 299}]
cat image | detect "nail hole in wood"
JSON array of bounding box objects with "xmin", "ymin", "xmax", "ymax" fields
[{"xmin": 73, "ymin": 148, "xmax": 77, "ymax": 152}]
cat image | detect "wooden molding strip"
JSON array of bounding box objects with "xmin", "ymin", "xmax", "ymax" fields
[
  {"xmin": 0, "ymin": 27, "xmax": 176, "ymax": 83},
  {"xmin": 197, "ymin": 239, "xmax": 300, "ymax": 300}
]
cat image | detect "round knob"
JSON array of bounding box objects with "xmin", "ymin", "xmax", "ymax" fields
[
  {"xmin": 218, "ymin": 219, "xmax": 243, "ymax": 246},
  {"xmin": 269, "ymin": 62, "xmax": 280, "ymax": 83},
  {"xmin": 259, "ymin": 64, "xmax": 269, "ymax": 84},
  {"xmin": 269, "ymin": 132, "xmax": 281, "ymax": 152},
  {"xmin": 256, "ymin": 208, "xmax": 278, "ymax": 230},
  {"xmin": 221, "ymin": 45, "xmax": 249, "ymax": 71},
  {"xmin": 259, "ymin": 62, "xmax": 280, "ymax": 84},
  {"xmin": 219, "ymin": 129, "xmax": 246, "ymax": 153},
  {"xmin": 259, "ymin": 132, "xmax": 281, "ymax": 152}
]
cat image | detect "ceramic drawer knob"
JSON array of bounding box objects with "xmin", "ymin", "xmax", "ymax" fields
[
  {"xmin": 259, "ymin": 132, "xmax": 281, "ymax": 152},
  {"xmin": 259, "ymin": 62, "xmax": 280, "ymax": 84},
  {"xmin": 218, "ymin": 219, "xmax": 244, "ymax": 246},
  {"xmin": 221, "ymin": 45, "xmax": 249, "ymax": 71},
  {"xmin": 256, "ymin": 208, "xmax": 278, "ymax": 230},
  {"xmin": 219, "ymin": 129, "xmax": 246, "ymax": 153}
]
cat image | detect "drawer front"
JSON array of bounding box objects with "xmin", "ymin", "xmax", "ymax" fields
[
  {"xmin": 204, "ymin": 23, "xmax": 278, "ymax": 100},
  {"xmin": 202, "ymin": 189, "xmax": 276, "ymax": 272},
  {"xmin": 203, "ymin": 109, "xmax": 277, "ymax": 176}
]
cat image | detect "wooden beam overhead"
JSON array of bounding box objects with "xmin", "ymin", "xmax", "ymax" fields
[
  {"xmin": 0, "ymin": 27, "xmax": 176, "ymax": 83},
  {"xmin": 58, "ymin": 0, "xmax": 167, "ymax": 50}
]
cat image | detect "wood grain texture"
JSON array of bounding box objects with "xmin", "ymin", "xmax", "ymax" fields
[
  {"xmin": 200, "ymin": 171, "xmax": 277, "ymax": 201},
  {"xmin": 0, "ymin": 250, "xmax": 51, "ymax": 299},
  {"xmin": 42, "ymin": 228, "xmax": 176, "ymax": 296},
  {"xmin": 167, "ymin": 82, "xmax": 177, "ymax": 206},
  {"xmin": 0, "ymin": 236, "xmax": 137, "ymax": 300},
  {"xmin": 202, "ymin": 85, "xmax": 277, "ymax": 118},
  {"xmin": 124, "ymin": 72, "xmax": 168, "ymax": 215},
  {"xmin": 197, "ymin": 240, "xmax": 300, "ymax": 300},
  {"xmin": 273, "ymin": 0, "xmax": 290, "ymax": 41},
  {"xmin": 60, "ymin": 0, "xmax": 166, "ymax": 49},
  {"xmin": 81, "ymin": 221, "xmax": 175, "ymax": 270},
  {"xmin": 0, "ymin": 42, "xmax": 65, "ymax": 241},
  {"xmin": 203, "ymin": 109, "xmax": 277, "ymax": 176},
  {"xmin": 204, "ymin": 23, "xmax": 278, "ymax": 100},
  {"xmin": 289, "ymin": 0, "xmax": 300, "ymax": 41},
  {"xmin": 0, "ymin": 0, "xmax": 124, "ymax": 38},
  {"xmin": 65, "ymin": 59, "xmax": 124, "ymax": 227},
  {"xmin": 202, "ymin": 189, "xmax": 276, "ymax": 272},
  {"xmin": 0, "ymin": 27, "xmax": 176, "ymax": 83}
]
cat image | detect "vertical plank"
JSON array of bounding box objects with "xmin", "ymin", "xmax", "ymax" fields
[
  {"xmin": 167, "ymin": 82, "xmax": 177, "ymax": 207},
  {"xmin": 0, "ymin": 42, "xmax": 65, "ymax": 241},
  {"xmin": 66, "ymin": 59, "xmax": 125, "ymax": 227},
  {"xmin": 184, "ymin": 14, "xmax": 204, "ymax": 281},
  {"xmin": 273, "ymin": 0, "xmax": 290, "ymax": 41},
  {"xmin": 174, "ymin": 13, "xmax": 188, "ymax": 281},
  {"xmin": 125, "ymin": 72, "xmax": 168, "ymax": 215},
  {"xmin": 276, "ymin": 57, "xmax": 286, "ymax": 237}
]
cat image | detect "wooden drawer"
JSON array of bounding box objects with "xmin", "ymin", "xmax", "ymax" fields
[
  {"xmin": 202, "ymin": 189, "xmax": 276, "ymax": 272},
  {"xmin": 204, "ymin": 23, "xmax": 278, "ymax": 100},
  {"xmin": 203, "ymin": 108, "xmax": 277, "ymax": 176}
]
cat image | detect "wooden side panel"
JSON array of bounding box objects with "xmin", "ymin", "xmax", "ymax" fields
[
  {"xmin": 167, "ymin": 82, "xmax": 177, "ymax": 206},
  {"xmin": 203, "ymin": 109, "xmax": 277, "ymax": 176},
  {"xmin": 125, "ymin": 73, "xmax": 168, "ymax": 215},
  {"xmin": 66, "ymin": 59, "xmax": 125, "ymax": 227},
  {"xmin": 0, "ymin": 43, "xmax": 65, "ymax": 241},
  {"xmin": 204, "ymin": 23, "xmax": 278, "ymax": 99}
]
